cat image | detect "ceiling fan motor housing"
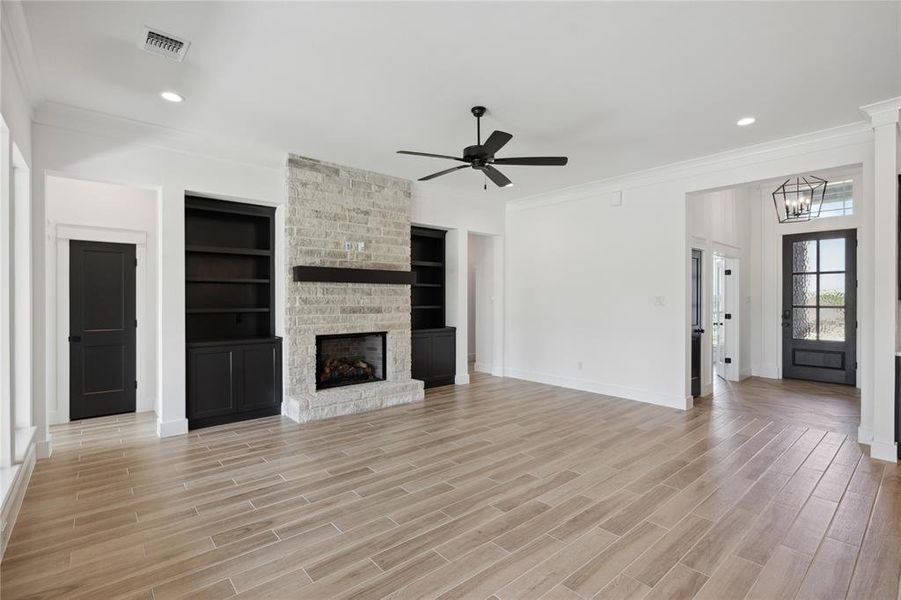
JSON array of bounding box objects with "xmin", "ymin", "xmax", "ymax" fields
[{"xmin": 464, "ymin": 145, "xmax": 490, "ymax": 165}]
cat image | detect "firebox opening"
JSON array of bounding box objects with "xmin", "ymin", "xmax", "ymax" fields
[{"xmin": 316, "ymin": 332, "xmax": 387, "ymax": 390}]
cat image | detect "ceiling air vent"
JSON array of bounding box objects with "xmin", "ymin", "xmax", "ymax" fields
[{"xmin": 141, "ymin": 27, "xmax": 190, "ymax": 62}]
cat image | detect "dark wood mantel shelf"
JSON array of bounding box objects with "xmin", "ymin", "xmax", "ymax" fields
[{"xmin": 293, "ymin": 265, "xmax": 414, "ymax": 285}]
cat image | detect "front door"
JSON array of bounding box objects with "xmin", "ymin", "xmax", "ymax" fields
[
  {"xmin": 69, "ymin": 240, "xmax": 137, "ymax": 420},
  {"xmin": 782, "ymin": 229, "xmax": 856, "ymax": 385},
  {"xmin": 690, "ymin": 249, "xmax": 703, "ymax": 397}
]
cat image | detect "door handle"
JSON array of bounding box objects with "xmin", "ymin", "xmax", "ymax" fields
[
  {"xmin": 693, "ymin": 328, "xmax": 705, "ymax": 334},
  {"xmin": 68, "ymin": 335, "xmax": 81, "ymax": 343}
]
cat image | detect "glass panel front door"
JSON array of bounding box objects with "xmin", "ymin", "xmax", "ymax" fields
[{"xmin": 782, "ymin": 229, "xmax": 856, "ymax": 385}]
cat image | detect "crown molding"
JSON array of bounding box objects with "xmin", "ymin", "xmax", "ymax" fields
[
  {"xmin": 1, "ymin": 1, "xmax": 44, "ymax": 106},
  {"xmin": 859, "ymin": 97, "xmax": 901, "ymax": 126},
  {"xmin": 507, "ymin": 120, "xmax": 872, "ymax": 213}
]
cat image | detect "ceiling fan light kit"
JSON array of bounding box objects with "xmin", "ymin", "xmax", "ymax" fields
[{"xmin": 397, "ymin": 106, "xmax": 568, "ymax": 188}]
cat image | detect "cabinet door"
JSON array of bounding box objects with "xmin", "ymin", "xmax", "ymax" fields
[
  {"xmin": 188, "ymin": 346, "xmax": 239, "ymax": 419},
  {"xmin": 430, "ymin": 330, "xmax": 456, "ymax": 383},
  {"xmin": 240, "ymin": 342, "xmax": 282, "ymax": 412},
  {"xmin": 411, "ymin": 333, "xmax": 431, "ymax": 381}
]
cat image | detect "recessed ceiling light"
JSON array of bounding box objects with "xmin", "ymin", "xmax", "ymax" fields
[
  {"xmin": 736, "ymin": 116, "xmax": 756, "ymax": 127},
  {"xmin": 160, "ymin": 91, "xmax": 184, "ymax": 103}
]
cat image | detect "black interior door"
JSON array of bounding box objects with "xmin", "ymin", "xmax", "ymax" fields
[
  {"xmin": 690, "ymin": 249, "xmax": 704, "ymax": 397},
  {"xmin": 70, "ymin": 240, "xmax": 137, "ymax": 420},
  {"xmin": 782, "ymin": 230, "xmax": 856, "ymax": 385}
]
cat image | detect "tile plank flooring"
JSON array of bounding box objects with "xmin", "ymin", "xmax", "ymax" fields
[{"xmin": 2, "ymin": 373, "xmax": 898, "ymax": 599}]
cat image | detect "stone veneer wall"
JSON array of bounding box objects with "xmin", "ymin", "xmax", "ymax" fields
[{"xmin": 284, "ymin": 154, "xmax": 424, "ymax": 423}]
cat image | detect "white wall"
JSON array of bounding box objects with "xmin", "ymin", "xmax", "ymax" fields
[
  {"xmin": 44, "ymin": 175, "xmax": 159, "ymax": 423},
  {"xmin": 506, "ymin": 123, "xmax": 875, "ymax": 413},
  {"xmin": 0, "ymin": 0, "xmax": 38, "ymax": 556}
]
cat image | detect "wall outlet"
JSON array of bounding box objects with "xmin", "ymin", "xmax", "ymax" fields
[
  {"xmin": 344, "ymin": 241, "xmax": 353, "ymax": 252},
  {"xmin": 654, "ymin": 296, "xmax": 665, "ymax": 306},
  {"xmin": 357, "ymin": 241, "xmax": 366, "ymax": 251}
]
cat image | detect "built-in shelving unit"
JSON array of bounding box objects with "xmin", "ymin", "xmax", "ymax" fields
[
  {"xmin": 411, "ymin": 227, "xmax": 455, "ymax": 387},
  {"xmin": 184, "ymin": 196, "xmax": 282, "ymax": 429},
  {"xmin": 411, "ymin": 227, "xmax": 448, "ymax": 330}
]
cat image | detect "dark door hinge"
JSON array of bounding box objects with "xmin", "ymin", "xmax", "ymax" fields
[
  {"xmin": 135, "ymin": 380, "xmax": 138, "ymax": 389},
  {"xmin": 724, "ymin": 313, "xmax": 732, "ymax": 320},
  {"xmin": 725, "ymin": 269, "xmax": 732, "ymax": 275},
  {"xmin": 724, "ymin": 357, "xmax": 732, "ymax": 364}
]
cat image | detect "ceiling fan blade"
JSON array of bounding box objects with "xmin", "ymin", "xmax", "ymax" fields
[
  {"xmin": 397, "ymin": 150, "xmax": 465, "ymax": 162},
  {"xmin": 418, "ymin": 165, "xmax": 469, "ymax": 181},
  {"xmin": 482, "ymin": 131, "xmax": 513, "ymax": 156},
  {"xmin": 492, "ymin": 156, "xmax": 568, "ymax": 166},
  {"xmin": 479, "ymin": 165, "xmax": 513, "ymax": 188}
]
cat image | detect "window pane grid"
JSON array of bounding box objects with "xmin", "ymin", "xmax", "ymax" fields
[{"xmin": 790, "ymin": 238, "xmax": 846, "ymax": 341}]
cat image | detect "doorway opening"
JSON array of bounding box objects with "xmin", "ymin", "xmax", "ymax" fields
[
  {"xmin": 467, "ymin": 232, "xmax": 499, "ymax": 376},
  {"xmin": 690, "ymin": 249, "xmax": 703, "ymax": 397},
  {"xmin": 46, "ymin": 175, "xmax": 159, "ymax": 426}
]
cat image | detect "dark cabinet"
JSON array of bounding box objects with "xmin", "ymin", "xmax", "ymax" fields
[
  {"xmin": 412, "ymin": 328, "xmax": 456, "ymax": 388},
  {"xmin": 185, "ymin": 195, "xmax": 281, "ymax": 429},
  {"xmin": 187, "ymin": 338, "xmax": 282, "ymax": 429},
  {"xmin": 410, "ymin": 226, "xmax": 456, "ymax": 388}
]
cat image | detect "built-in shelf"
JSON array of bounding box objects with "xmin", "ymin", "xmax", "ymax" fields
[
  {"xmin": 185, "ymin": 196, "xmax": 281, "ymax": 431},
  {"xmin": 187, "ymin": 277, "xmax": 270, "ymax": 284},
  {"xmin": 411, "ymin": 260, "xmax": 443, "ymax": 268},
  {"xmin": 186, "ymin": 245, "xmax": 272, "ymax": 256}
]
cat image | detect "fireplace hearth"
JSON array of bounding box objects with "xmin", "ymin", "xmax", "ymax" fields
[{"xmin": 316, "ymin": 332, "xmax": 387, "ymax": 390}]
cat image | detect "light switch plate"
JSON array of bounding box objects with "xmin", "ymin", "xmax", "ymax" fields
[{"xmin": 344, "ymin": 241, "xmax": 353, "ymax": 251}]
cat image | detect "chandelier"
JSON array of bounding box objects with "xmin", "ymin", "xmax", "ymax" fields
[{"xmin": 772, "ymin": 176, "xmax": 827, "ymax": 223}]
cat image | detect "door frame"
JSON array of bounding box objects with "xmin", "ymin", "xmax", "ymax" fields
[{"xmin": 53, "ymin": 223, "xmax": 150, "ymax": 424}]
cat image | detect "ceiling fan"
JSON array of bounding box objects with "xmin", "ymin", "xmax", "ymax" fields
[{"xmin": 397, "ymin": 106, "xmax": 568, "ymax": 188}]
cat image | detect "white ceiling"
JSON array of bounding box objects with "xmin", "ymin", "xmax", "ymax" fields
[{"xmin": 20, "ymin": 1, "xmax": 901, "ymax": 199}]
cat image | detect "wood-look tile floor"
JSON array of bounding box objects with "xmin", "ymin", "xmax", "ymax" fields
[{"xmin": 2, "ymin": 373, "xmax": 899, "ymax": 600}]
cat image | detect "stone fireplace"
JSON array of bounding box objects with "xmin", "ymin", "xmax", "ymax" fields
[{"xmin": 283, "ymin": 154, "xmax": 424, "ymax": 423}]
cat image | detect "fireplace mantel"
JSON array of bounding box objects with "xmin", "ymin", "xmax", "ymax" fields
[{"xmin": 293, "ymin": 265, "xmax": 414, "ymax": 285}]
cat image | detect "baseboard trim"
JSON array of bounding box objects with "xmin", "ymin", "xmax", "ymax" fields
[
  {"xmin": 474, "ymin": 362, "xmax": 493, "ymax": 374},
  {"xmin": 869, "ymin": 440, "xmax": 898, "ymax": 463},
  {"xmin": 1, "ymin": 441, "xmax": 36, "ymax": 559},
  {"xmin": 156, "ymin": 418, "xmax": 189, "ymax": 438},
  {"xmin": 504, "ymin": 368, "xmax": 690, "ymax": 410},
  {"xmin": 455, "ymin": 374, "xmax": 471, "ymax": 385},
  {"xmin": 858, "ymin": 426, "xmax": 874, "ymax": 445},
  {"xmin": 36, "ymin": 437, "xmax": 52, "ymax": 459},
  {"xmin": 751, "ymin": 366, "xmax": 780, "ymax": 379}
]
